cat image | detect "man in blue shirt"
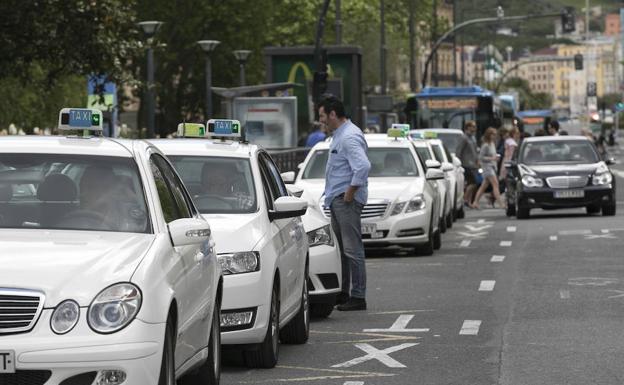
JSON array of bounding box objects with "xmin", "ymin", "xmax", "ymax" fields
[
  {"xmin": 319, "ymin": 96, "xmax": 371, "ymax": 311},
  {"xmin": 305, "ymin": 122, "xmax": 327, "ymax": 147}
]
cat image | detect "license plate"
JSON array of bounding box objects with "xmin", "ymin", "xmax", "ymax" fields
[
  {"xmin": 361, "ymin": 223, "xmax": 377, "ymax": 235},
  {"xmin": 554, "ymin": 189, "xmax": 584, "ymax": 199},
  {"xmin": 0, "ymin": 350, "xmax": 15, "ymax": 373}
]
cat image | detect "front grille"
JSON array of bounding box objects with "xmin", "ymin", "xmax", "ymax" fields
[
  {"xmin": 322, "ymin": 199, "xmax": 390, "ymax": 219},
  {"xmin": 0, "ymin": 370, "xmax": 52, "ymax": 385},
  {"xmin": 0, "ymin": 289, "xmax": 45, "ymax": 334},
  {"xmin": 546, "ymin": 176, "xmax": 588, "ymax": 189}
]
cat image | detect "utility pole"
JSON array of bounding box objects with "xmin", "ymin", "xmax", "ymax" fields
[
  {"xmin": 453, "ymin": 0, "xmax": 458, "ymax": 86},
  {"xmin": 409, "ymin": 0, "xmax": 416, "ymax": 92},
  {"xmin": 432, "ymin": 0, "xmax": 438, "ymax": 86},
  {"xmin": 380, "ymin": 0, "xmax": 387, "ymax": 132}
]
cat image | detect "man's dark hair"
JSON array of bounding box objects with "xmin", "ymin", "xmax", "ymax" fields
[
  {"xmin": 318, "ymin": 95, "xmax": 346, "ymax": 118},
  {"xmin": 549, "ymin": 120, "xmax": 560, "ymax": 131}
]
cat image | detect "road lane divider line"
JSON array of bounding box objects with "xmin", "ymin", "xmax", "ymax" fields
[
  {"xmin": 550, "ymin": 236, "xmax": 558, "ymax": 241},
  {"xmin": 311, "ymin": 330, "xmax": 421, "ymax": 344},
  {"xmin": 507, "ymin": 226, "xmax": 516, "ymax": 232},
  {"xmin": 479, "ymin": 280, "xmax": 496, "ymax": 291},
  {"xmin": 370, "ymin": 309, "xmax": 434, "ymax": 315},
  {"xmin": 499, "ymin": 241, "xmax": 512, "ymax": 247},
  {"xmin": 491, "ymin": 255, "xmax": 505, "ymax": 262},
  {"xmin": 559, "ymin": 290, "xmax": 570, "ymax": 299},
  {"xmin": 460, "ymin": 240, "xmax": 471, "ymax": 247},
  {"xmin": 363, "ymin": 314, "xmax": 430, "ymax": 333},
  {"xmin": 460, "ymin": 320, "xmax": 482, "ymax": 335},
  {"xmin": 344, "ymin": 382, "xmax": 365, "ymax": 385}
]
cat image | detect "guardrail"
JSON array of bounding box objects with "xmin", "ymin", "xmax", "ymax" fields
[{"xmin": 267, "ymin": 147, "xmax": 310, "ymax": 173}]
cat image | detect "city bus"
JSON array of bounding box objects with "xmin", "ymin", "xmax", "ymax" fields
[
  {"xmin": 498, "ymin": 93, "xmax": 519, "ymax": 130},
  {"xmin": 516, "ymin": 110, "xmax": 553, "ymax": 135},
  {"xmin": 405, "ymin": 86, "xmax": 501, "ymax": 139}
]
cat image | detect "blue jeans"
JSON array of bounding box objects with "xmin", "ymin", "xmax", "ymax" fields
[{"xmin": 330, "ymin": 196, "xmax": 366, "ymax": 299}]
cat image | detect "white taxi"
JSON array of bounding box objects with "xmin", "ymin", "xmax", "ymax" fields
[
  {"xmin": 0, "ymin": 109, "xmax": 222, "ymax": 385},
  {"xmin": 297, "ymin": 129, "xmax": 444, "ymax": 255},
  {"xmin": 152, "ymin": 121, "xmax": 309, "ymax": 369}
]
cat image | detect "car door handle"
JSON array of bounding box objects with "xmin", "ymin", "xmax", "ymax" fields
[{"xmin": 195, "ymin": 252, "xmax": 205, "ymax": 264}]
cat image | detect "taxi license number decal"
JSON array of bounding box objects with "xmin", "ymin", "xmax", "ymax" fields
[
  {"xmin": 554, "ymin": 190, "xmax": 584, "ymax": 199},
  {"xmin": 0, "ymin": 350, "xmax": 15, "ymax": 373}
]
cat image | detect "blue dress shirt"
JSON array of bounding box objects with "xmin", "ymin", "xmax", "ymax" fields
[{"xmin": 324, "ymin": 120, "xmax": 371, "ymax": 207}]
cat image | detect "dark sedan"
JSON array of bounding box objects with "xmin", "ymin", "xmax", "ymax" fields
[{"xmin": 505, "ymin": 136, "xmax": 616, "ymax": 219}]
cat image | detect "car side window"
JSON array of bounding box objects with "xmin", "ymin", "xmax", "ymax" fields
[
  {"xmin": 150, "ymin": 154, "xmax": 192, "ymax": 223},
  {"xmin": 256, "ymin": 155, "xmax": 276, "ymax": 210},
  {"xmin": 260, "ymin": 152, "xmax": 288, "ymax": 197}
]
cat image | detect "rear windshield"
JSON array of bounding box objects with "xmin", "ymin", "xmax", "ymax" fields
[
  {"xmin": 0, "ymin": 154, "xmax": 150, "ymax": 233},
  {"xmin": 303, "ymin": 148, "xmax": 418, "ymax": 178}
]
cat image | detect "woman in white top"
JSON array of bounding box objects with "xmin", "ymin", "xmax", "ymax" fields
[
  {"xmin": 471, "ymin": 127, "xmax": 504, "ymax": 209},
  {"xmin": 499, "ymin": 127, "xmax": 519, "ymax": 180}
]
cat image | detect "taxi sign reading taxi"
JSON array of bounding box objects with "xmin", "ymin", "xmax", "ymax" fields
[
  {"xmin": 177, "ymin": 123, "xmax": 206, "ymax": 138},
  {"xmin": 207, "ymin": 119, "xmax": 242, "ymax": 138},
  {"xmin": 58, "ymin": 108, "xmax": 103, "ymax": 131}
]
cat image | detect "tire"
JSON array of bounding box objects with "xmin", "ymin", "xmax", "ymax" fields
[
  {"xmin": 602, "ymin": 204, "xmax": 616, "ymax": 216},
  {"xmin": 244, "ymin": 282, "xmax": 279, "ymax": 368},
  {"xmin": 439, "ymin": 211, "xmax": 447, "ymax": 233},
  {"xmin": 506, "ymin": 202, "xmax": 516, "ymax": 217},
  {"xmin": 433, "ymin": 229, "xmax": 441, "ymax": 250},
  {"xmin": 418, "ymin": 221, "xmax": 435, "ymax": 256},
  {"xmin": 158, "ymin": 318, "xmax": 176, "ymax": 385},
  {"xmin": 280, "ymin": 267, "xmax": 310, "ymax": 344},
  {"xmin": 586, "ymin": 205, "xmax": 601, "ymax": 215},
  {"xmin": 310, "ymin": 303, "xmax": 334, "ymax": 318},
  {"xmin": 179, "ymin": 298, "xmax": 221, "ymax": 385},
  {"xmin": 446, "ymin": 211, "xmax": 453, "ymax": 229},
  {"xmin": 457, "ymin": 206, "xmax": 465, "ymax": 219},
  {"xmin": 517, "ymin": 206, "xmax": 530, "ymax": 219}
]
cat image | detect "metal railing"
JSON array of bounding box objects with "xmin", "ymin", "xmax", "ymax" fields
[{"xmin": 267, "ymin": 147, "xmax": 310, "ymax": 173}]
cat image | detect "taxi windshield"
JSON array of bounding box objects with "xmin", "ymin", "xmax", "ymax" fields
[
  {"xmin": 303, "ymin": 148, "xmax": 418, "ymax": 178},
  {"xmin": 0, "ymin": 154, "xmax": 150, "ymax": 233},
  {"xmin": 433, "ymin": 133, "xmax": 462, "ymax": 153},
  {"xmin": 520, "ymin": 140, "xmax": 599, "ymax": 165},
  {"xmin": 169, "ymin": 156, "xmax": 257, "ymax": 214}
]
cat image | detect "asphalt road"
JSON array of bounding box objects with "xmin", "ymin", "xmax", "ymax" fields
[{"xmin": 221, "ymin": 144, "xmax": 624, "ymax": 385}]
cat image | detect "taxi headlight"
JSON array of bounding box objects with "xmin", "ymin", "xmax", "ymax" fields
[
  {"xmin": 592, "ymin": 172, "xmax": 612, "ymax": 186},
  {"xmin": 218, "ymin": 251, "xmax": 260, "ymax": 275},
  {"xmin": 521, "ymin": 175, "xmax": 543, "ymax": 188},
  {"xmin": 88, "ymin": 283, "xmax": 142, "ymax": 334},
  {"xmin": 390, "ymin": 202, "xmax": 407, "ymax": 216},
  {"xmin": 307, "ymin": 225, "xmax": 334, "ymax": 247},
  {"xmin": 50, "ymin": 300, "xmax": 80, "ymax": 335},
  {"xmin": 405, "ymin": 194, "xmax": 426, "ymax": 213}
]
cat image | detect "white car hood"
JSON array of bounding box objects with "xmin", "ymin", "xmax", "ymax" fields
[
  {"xmin": 201, "ymin": 213, "xmax": 265, "ymax": 253},
  {"xmin": 368, "ymin": 177, "xmax": 425, "ymax": 202},
  {"xmin": 0, "ymin": 230, "xmax": 155, "ymax": 307}
]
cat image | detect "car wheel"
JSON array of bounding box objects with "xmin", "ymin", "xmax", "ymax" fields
[
  {"xmin": 310, "ymin": 303, "xmax": 334, "ymax": 318},
  {"xmin": 179, "ymin": 297, "xmax": 221, "ymax": 385},
  {"xmin": 586, "ymin": 205, "xmax": 601, "ymax": 215},
  {"xmin": 517, "ymin": 206, "xmax": 530, "ymax": 219},
  {"xmin": 433, "ymin": 229, "xmax": 441, "ymax": 250},
  {"xmin": 158, "ymin": 318, "xmax": 176, "ymax": 385},
  {"xmin": 602, "ymin": 204, "xmax": 616, "ymax": 216},
  {"xmin": 439, "ymin": 210, "xmax": 447, "ymax": 233},
  {"xmin": 457, "ymin": 206, "xmax": 465, "ymax": 219},
  {"xmin": 506, "ymin": 201, "xmax": 516, "ymax": 217},
  {"xmin": 419, "ymin": 220, "xmax": 435, "ymax": 256},
  {"xmin": 244, "ymin": 282, "xmax": 279, "ymax": 368},
  {"xmin": 280, "ymin": 265, "xmax": 310, "ymax": 344},
  {"xmin": 446, "ymin": 211, "xmax": 453, "ymax": 229}
]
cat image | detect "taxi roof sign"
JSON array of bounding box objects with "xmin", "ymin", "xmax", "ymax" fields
[
  {"xmin": 206, "ymin": 119, "xmax": 242, "ymax": 138},
  {"xmin": 58, "ymin": 108, "xmax": 103, "ymax": 131},
  {"xmin": 177, "ymin": 122, "xmax": 206, "ymax": 138},
  {"xmin": 391, "ymin": 123, "xmax": 410, "ymax": 137},
  {"xmin": 412, "ymin": 130, "xmax": 438, "ymax": 139},
  {"xmin": 387, "ymin": 128, "xmax": 404, "ymax": 138}
]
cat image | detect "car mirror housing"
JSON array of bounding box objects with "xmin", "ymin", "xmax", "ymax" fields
[
  {"xmin": 452, "ymin": 155, "xmax": 462, "ymax": 168},
  {"xmin": 286, "ymin": 184, "xmax": 304, "ymax": 198},
  {"xmin": 425, "ymin": 159, "xmax": 442, "ymax": 169},
  {"xmin": 269, "ymin": 196, "xmax": 307, "ymax": 221},
  {"xmin": 169, "ymin": 218, "xmax": 211, "ymax": 247},
  {"xmin": 426, "ymin": 168, "xmax": 445, "ymax": 180},
  {"xmin": 280, "ymin": 171, "xmax": 296, "ymax": 184},
  {"xmin": 442, "ymin": 162, "xmax": 454, "ymax": 172}
]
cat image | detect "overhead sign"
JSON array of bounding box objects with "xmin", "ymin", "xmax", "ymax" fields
[{"xmin": 58, "ymin": 108, "xmax": 103, "ymax": 131}]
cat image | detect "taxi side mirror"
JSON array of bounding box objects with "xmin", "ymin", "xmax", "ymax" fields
[
  {"xmin": 442, "ymin": 162, "xmax": 454, "ymax": 172},
  {"xmin": 269, "ymin": 196, "xmax": 307, "ymax": 221},
  {"xmin": 425, "ymin": 159, "xmax": 441, "ymax": 169},
  {"xmin": 452, "ymin": 155, "xmax": 462, "ymax": 168},
  {"xmin": 168, "ymin": 218, "xmax": 211, "ymax": 247},
  {"xmin": 286, "ymin": 184, "xmax": 304, "ymax": 198},
  {"xmin": 281, "ymin": 171, "xmax": 296, "ymax": 184},
  {"xmin": 426, "ymin": 168, "xmax": 445, "ymax": 180}
]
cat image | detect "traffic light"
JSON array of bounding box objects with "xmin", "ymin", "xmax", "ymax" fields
[
  {"xmin": 561, "ymin": 7, "xmax": 576, "ymax": 33},
  {"xmin": 574, "ymin": 54, "xmax": 583, "ymax": 70}
]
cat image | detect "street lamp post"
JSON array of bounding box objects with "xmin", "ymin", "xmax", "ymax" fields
[
  {"xmin": 233, "ymin": 50, "xmax": 252, "ymax": 86},
  {"xmin": 138, "ymin": 21, "xmax": 163, "ymax": 139},
  {"xmin": 197, "ymin": 40, "xmax": 220, "ymax": 119}
]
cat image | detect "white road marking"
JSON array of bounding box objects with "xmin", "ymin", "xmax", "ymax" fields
[
  {"xmin": 459, "ymin": 320, "xmax": 482, "ymax": 335},
  {"xmin": 559, "ymin": 290, "xmax": 570, "ymax": 299},
  {"xmin": 568, "ymin": 277, "xmax": 619, "ymax": 286},
  {"xmin": 332, "ymin": 343, "xmax": 418, "ymax": 368},
  {"xmin": 479, "ymin": 280, "xmax": 496, "ymax": 291},
  {"xmin": 613, "ymin": 170, "xmax": 624, "ymax": 179},
  {"xmin": 585, "ymin": 233, "xmax": 617, "ymax": 239},
  {"xmin": 607, "ymin": 289, "xmax": 624, "ymax": 299},
  {"xmin": 507, "ymin": 226, "xmax": 516, "ymax": 232},
  {"xmin": 459, "ymin": 240, "xmax": 472, "ymax": 247},
  {"xmin": 477, "ymin": 219, "xmax": 486, "ymax": 223},
  {"xmin": 457, "ymin": 231, "xmax": 488, "ymax": 239},
  {"xmin": 464, "ymin": 224, "xmax": 492, "ymax": 232},
  {"xmin": 500, "ymin": 241, "xmax": 512, "ymax": 247},
  {"xmin": 363, "ymin": 315, "xmax": 430, "ymax": 333},
  {"xmin": 602, "ymin": 229, "xmax": 610, "ymax": 233},
  {"xmin": 344, "ymin": 382, "xmax": 365, "ymax": 385},
  {"xmin": 370, "ymin": 309, "xmax": 434, "ymax": 315},
  {"xmin": 466, "ymin": 220, "xmax": 494, "ymax": 226},
  {"xmin": 491, "ymin": 255, "xmax": 505, "ymax": 262},
  {"xmin": 559, "ymin": 229, "xmax": 592, "ymax": 235},
  {"xmin": 550, "ymin": 235, "xmax": 558, "ymax": 241}
]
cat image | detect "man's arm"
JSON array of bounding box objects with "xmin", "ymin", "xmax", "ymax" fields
[{"xmin": 343, "ymin": 135, "xmax": 371, "ymax": 202}]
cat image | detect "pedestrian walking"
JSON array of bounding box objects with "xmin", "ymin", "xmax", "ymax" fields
[
  {"xmin": 499, "ymin": 127, "xmax": 519, "ymax": 180},
  {"xmin": 471, "ymin": 127, "xmax": 504, "ymax": 209},
  {"xmin": 456, "ymin": 120, "xmax": 480, "ymax": 207},
  {"xmin": 319, "ymin": 95, "xmax": 371, "ymax": 311}
]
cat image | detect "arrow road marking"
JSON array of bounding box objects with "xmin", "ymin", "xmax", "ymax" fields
[
  {"xmin": 606, "ymin": 289, "xmax": 624, "ymax": 299},
  {"xmin": 332, "ymin": 343, "xmax": 418, "ymax": 368},
  {"xmin": 466, "ymin": 220, "xmax": 494, "ymax": 226},
  {"xmin": 363, "ymin": 315, "xmax": 430, "ymax": 333},
  {"xmin": 464, "ymin": 224, "xmax": 492, "ymax": 232},
  {"xmin": 457, "ymin": 231, "xmax": 488, "ymax": 238}
]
